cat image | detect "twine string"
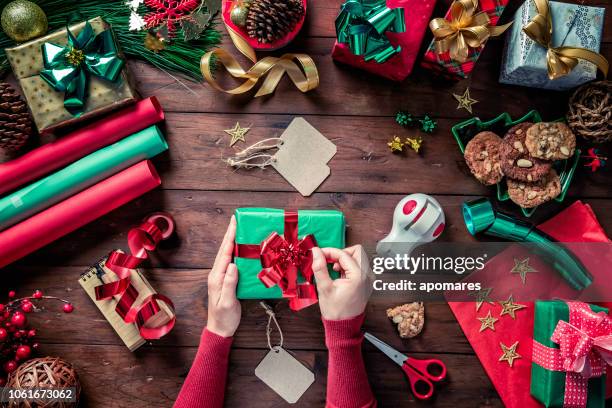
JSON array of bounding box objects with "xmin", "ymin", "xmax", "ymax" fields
[{"xmin": 260, "ymin": 301, "xmax": 283, "ymax": 351}]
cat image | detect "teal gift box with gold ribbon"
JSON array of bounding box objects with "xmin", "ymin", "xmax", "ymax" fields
[
  {"xmin": 234, "ymin": 208, "xmax": 345, "ymax": 311},
  {"xmin": 6, "ymin": 17, "xmax": 137, "ymax": 134}
]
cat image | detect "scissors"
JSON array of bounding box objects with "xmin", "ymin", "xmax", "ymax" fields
[{"xmin": 364, "ymin": 332, "xmax": 447, "ymax": 400}]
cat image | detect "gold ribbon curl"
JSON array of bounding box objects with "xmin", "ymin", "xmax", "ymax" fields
[
  {"xmin": 200, "ymin": 24, "xmax": 319, "ymax": 97},
  {"xmin": 523, "ymin": 0, "xmax": 608, "ymax": 80},
  {"xmin": 429, "ymin": 0, "xmax": 512, "ymax": 63}
]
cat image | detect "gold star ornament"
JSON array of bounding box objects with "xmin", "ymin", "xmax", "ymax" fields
[
  {"xmin": 224, "ymin": 122, "xmax": 250, "ymax": 147},
  {"xmin": 468, "ymin": 287, "xmax": 494, "ymax": 311},
  {"xmin": 477, "ymin": 310, "xmax": 498, "ymax": 332},
  {"xmin": 499, "ymin": 295, "xmax": 527, "ymax": 319},
  {"xmin": 453, "ymin": 88, "xmax": 478, "ymax": 114},
  {"xmin": 405, "ymin": 136, "xmax": 423, "ymax": 153},
  {"xmin": 499, "ymin": 341, "xmax": 521, "ymax": 367},
  {"xmin": 511, "ymin": 257, "xmax": 537, "ymax": 285},
  {"xmin": 387, "ymin": 136, "xmax": 404, "ymax": 152}
]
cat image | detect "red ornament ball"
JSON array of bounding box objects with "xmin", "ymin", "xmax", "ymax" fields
[
  {"xmin": 27, "ymin": 329, "xmax": 36, "ymax": 338},
  {"xmin": 0, "ymin": 328, "xmax": 7, "ymax": 341},
  {"xmin": 0, "ymin": 304, "xmax": 4, "ymax": 312},
  {"xmin": 62, "ymin": 303, "xmax": 74, "ymax": 313},
  {"xmin": 32, "ymin": 290, "xmax": 43, "ymax": 299},
  {"xmin": 21, "ymin": 302, "xmax": 33, "ymax": 313},
  {"xmin": 32, "ymin": 343, "xmax": 39, "ymax": 350},
  {"xmin": 10, "ymin": 312, "xmax": 26, "ymax": 328},
  {"xmin": 15, "ymin": 345, "xmax": 31, "ymax": 360},
  {"xmin": 13, "ymin": 331, "xmax": 21, "ymax": 339},
  {"xmin": 7, "ymin": 291, "xmax": 15, "ymax": 299},
  {"xmin": 3, "ymin": 360, "xmax": 17, "ymax": 373}
]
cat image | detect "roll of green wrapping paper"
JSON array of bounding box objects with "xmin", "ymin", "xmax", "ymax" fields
[{"xmin": 0, "ymin": 126, "xmax": 168, "ymax": 231}]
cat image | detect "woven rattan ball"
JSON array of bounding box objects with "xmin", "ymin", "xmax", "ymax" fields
[
  {"xmin": 567, "ymin": 80, "xmax": 612, "ymax": 143},
  {"xmin": 6, "ymin": 357, "xmax": 80, "ymax": 408}
]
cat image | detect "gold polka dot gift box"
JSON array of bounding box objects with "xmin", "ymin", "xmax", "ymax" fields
[{"xmin": 5, "ymin": 17, "xmax": 137, "ymax": 134}]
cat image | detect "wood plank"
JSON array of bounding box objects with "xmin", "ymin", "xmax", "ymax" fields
[
  {"xmin": 7, "ymin": 192, "xmax": 612, "ymax": 269},
  {"xmin": 37, "ymin": 344, "xmax": 502, "ymax": 408},
  {"xmin": 130, "ymin": 41, "xmax": 612, "ymax": 117},
  {"xmin": 2, "ymin": 266, "xmax": 473, "ymax": 353},
  {"xmin": 154, "ymin": 112, "xmax": 612, "ymax": 197}
]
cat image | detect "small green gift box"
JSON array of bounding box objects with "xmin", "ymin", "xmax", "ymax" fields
[
  {"xmin": 234, "ymin": 208, "xmax": 345, "ymax": 310},
  {"xmin": 531, "ymin": 300, "xmax": 609, "ymax": 408}
]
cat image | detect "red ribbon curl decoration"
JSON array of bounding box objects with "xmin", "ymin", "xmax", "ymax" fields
[
  {"xmin": 234, "ymin": 210, "xmax": 319, "ymax": 311},
  {"xmin": 95, "ymin": 213, "xmax": 176, "ymax": 340},
  {"xmin": 532, "ymin": 301, "xmax": 612, "ymax": 407}
]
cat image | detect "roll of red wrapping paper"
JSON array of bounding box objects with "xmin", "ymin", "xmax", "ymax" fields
[
  {"xmin": 0, "ymin": 97, "xmax": 164, "ymax": 196},
  {"xmin": 0, "ymin": 160, "xmax": 161, "ymax": 269}
]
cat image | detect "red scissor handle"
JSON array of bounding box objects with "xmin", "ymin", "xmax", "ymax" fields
[
  {"xmin": 401, "ymin": 363, "xmax": 434, "ymax": 400},
  {"xmin": 406, "ymin": 357, "xmax": 447, "ymax": 382}
]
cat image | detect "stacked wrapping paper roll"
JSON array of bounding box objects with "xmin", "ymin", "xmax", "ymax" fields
[{"xmin": 0, "ymin": 97, "xmax": 167, "ymax": 268}]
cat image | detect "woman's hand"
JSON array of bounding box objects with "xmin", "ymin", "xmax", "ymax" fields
[
  {"xmin": 206, "ymin": 216, "xmax": 241, "ymax": 337},
  {"xmin": 311, "ymin": 245, "xmax": 372, "ymax": 320}
]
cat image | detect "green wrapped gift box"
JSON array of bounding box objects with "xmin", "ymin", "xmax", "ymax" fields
[
  {"xmin": 234, "ymin": 208, "xmax": 345, "ymax": 304},
  {"xmin": 531, "ymin": 300, "xmax": 608, "ymax": 407}
]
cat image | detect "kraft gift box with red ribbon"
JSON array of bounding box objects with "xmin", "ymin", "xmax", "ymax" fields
[
  {"xmin": 233, "ymin": 208, "xmax": 345, "ymax": 311},
  {"xmin": 420, "ymin": 0, "xmax": 511, "ymax": 79},
  {"xmin": 331, "ymin": 0, "xmax": 436, "ymax": 82},
  {"xmin": 531, "ymin": 300, "xmax": 610, "ymax": 407}
]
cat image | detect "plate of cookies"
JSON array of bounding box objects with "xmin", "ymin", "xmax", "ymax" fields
[{"xmin": 453, "ymin": 111, "xmax": 580, "ymax": 217}]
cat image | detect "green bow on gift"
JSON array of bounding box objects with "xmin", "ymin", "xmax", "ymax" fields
[
  {"xmin": 335, "ymin": 0, "xmax": 406, "ymax": 63},
  {"xmin": 39, "ymin": 21, "xmax": 125, "ymax": 117}
]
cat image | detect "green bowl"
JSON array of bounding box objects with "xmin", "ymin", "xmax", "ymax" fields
[{"xmin": 452, "ymin": 111, "xmax": 580, "ymax": 217}]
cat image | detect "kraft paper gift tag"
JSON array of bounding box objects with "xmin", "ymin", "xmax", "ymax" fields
[{"xmin": 272, "ymin": 117, "xmax": 336, "ymax": 196}]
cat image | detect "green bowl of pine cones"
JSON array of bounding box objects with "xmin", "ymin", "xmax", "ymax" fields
[{"xmin": 223, "ymin": 0, "xmax": 307, "ymax": 50}]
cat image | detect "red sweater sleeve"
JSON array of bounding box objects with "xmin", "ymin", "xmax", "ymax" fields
[
  {"xmin": 174, "ymin": 328, "xmax": 233, "ymax": 408},
  {"xmin": 323, "ymin": 313, "xmax": 377, "ymax": 408}
]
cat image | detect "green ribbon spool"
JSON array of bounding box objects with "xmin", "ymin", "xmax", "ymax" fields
[
  {"xmin": 39, "ymin": 20, "xmax": 125, "ymax": 117},
  {"xmin": 335, "ymin": 0, "xmax": 406, "ymax": 63},
  {"xmin": 462, "ymin": 198, "xmax": 593, "ymax": 290}
]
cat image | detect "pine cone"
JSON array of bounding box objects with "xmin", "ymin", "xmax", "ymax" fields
[
  {"xmin": 246, "ymin": 0, "xmax": 304, "ymax": 44},
  {"xmin": 0, "ymin": 82, "xmax": 33, "ymax": 151}
]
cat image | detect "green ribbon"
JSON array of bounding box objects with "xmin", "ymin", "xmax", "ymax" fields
[
  {"xmin": 335, "ymin": 0, "xmax": 406, "ymax": 63},
  {"xmin": 39, "ymin": 21, "xmax": 125, "ymax": 117}
]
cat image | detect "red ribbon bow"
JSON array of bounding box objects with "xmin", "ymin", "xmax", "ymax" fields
[
  {"xmin": 234, "ymin": 210, "xmax": 319, "ymax": 311},
  {"xmin": 532, "ymin": 301, "xmax": 612, "ymax": 407},
  {"xmin": 95, "ymin": 213, "xmax": 176, "ymax": 340},
  {"xmin": 551, "ymin": 305, "xmax": 612, "ymax": 378}
]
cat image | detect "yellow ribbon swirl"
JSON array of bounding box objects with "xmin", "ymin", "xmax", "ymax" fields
[
  {"xmin": 200, "ymin": 24, "xmax": 319, "ymax": 97},
  {"xmin": 429, "ymin": 0, "xmax": 512, "ymax": 63},
  {"xmin": 523, "ymin": 0, "xmax": 608, "ymax": 80}
]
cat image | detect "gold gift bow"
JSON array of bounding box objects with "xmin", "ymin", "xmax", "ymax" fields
[
  {"xmin": 200, "ymin": 23, "xmax": 319, "ymax": 97},
  {"xmin": 430, "ymin": 0, "xmax": 512, "ymax": 63},
  {"xmin": 523, "ymin": 0, "xmax": 608, "ymax": 80}
]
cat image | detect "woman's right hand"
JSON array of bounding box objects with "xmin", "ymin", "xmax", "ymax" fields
[{"xmin": 311, "ymin": 245, "xmax": 372, "ymax": 320}]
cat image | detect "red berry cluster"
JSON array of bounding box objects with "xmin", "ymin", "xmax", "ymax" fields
[{"xmin": 0, "ymin": 290, "xmax": 74, "ymax": 385}]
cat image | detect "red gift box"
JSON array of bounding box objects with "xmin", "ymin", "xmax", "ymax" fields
[
  {"xmin": 448, "ymin": 201, "xmax": 612, "ymax": 407},
  {"xmin": 332, "ymin": 0, "xmax": 436, "ymax": 82},
  {"xmin": 421, "ymin": 0, "xmax": 510, "ymax": 79}
]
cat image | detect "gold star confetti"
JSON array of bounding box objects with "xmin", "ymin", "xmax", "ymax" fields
[
  {"xmin": 477, "ymin": 310, "xmax": 498, "ymax": 332},
  {"xmin": 405, "ymin": 136, "xmax": 423, "ymax": 153},
  {"xmin": 499, "ymin": 295, "xmax": 527, "ymax": 319},
  {"xmin": 453, "ymin": 88, "xmax": 478, "ymax": 114},
  {"xmin": 387, "ymin": 136, "xmax": 404, "ymax": 152},
  {"xmin": 499, "ymin": 341, "xmax": 521, "ymax": 367},
  {"xmin": 224, "ymin": 122, "xmax": 250, "ymax": 147},
  {"xmin": 468, "ymin": 287, "xmax": 494, "ymax": 311},
  {"xmin": 511, "ymin": 257, "xmax": 537, "ymax": 285}
]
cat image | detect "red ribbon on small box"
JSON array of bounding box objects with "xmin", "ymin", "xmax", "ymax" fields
[
  {"xmin": 95, "ymin": 213, "xmax": 176, "ymax": 340},
  {"xmin": 532, "ymin": 301, "xmax": 612, "ymax": 408},
  {"xmin": 234, "ymin": 210, "xmax": 319, "ymax": 311}
]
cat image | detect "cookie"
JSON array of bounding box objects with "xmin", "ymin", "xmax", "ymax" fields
[
  {"xmin": 525, "ymin": 122, "xmax": 576, "ymax": 160},
  {"xmin": 386, "ymin": 302, "xmax": 425, "ymax": 338},
  {"xmin": 464, "ymin": 131, "xmax": 504, "ymax": 185},
  {"xmin": 507, "ymin": 169, "xmax": 561, "ymax": 208},
  {"xmin": 500, "ymin": 123, "xmax": 551, "ymax": 182}
]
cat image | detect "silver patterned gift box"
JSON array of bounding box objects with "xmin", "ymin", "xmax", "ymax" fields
[{"xmin": 499, "ymin": 0, "xmax": 605, "ymax": 91}]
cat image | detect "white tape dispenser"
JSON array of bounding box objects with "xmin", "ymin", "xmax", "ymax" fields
[{"xmin": 376, "ymin": 193, "xmax": 446, "ymax": 257}]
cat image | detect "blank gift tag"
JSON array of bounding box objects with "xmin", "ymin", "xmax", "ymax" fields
[
  {"xmin": 272, "ymin": 117, "xmax": 336, "ymax": 196},
  {"xmin": 255, "ymin": 346, "xmax": 315, "ymax": 404}
]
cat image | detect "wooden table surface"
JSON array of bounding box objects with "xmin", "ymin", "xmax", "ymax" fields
[{"xmin": 2, "ymin": 0, "xmax": 611, "ymax": 406}]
